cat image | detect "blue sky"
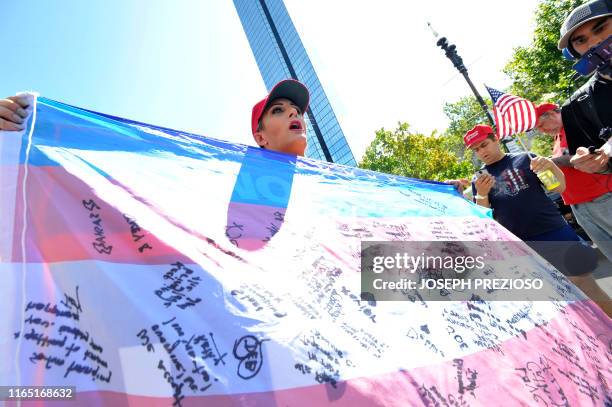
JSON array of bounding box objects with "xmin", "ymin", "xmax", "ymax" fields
[{"xmin": 2, "ymin": 1, "xmax": 540, "ymax": 160}]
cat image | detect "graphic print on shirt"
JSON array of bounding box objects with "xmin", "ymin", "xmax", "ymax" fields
[{"xmin": 492, "ymin": 168, "xmax": 529, "ymax": 197}]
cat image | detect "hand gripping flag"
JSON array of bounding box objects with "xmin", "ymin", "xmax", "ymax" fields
[
  {"xmin": 486, "ymin": 86, "xmax": 537, "ymax": 138},
  {"xmin": 1, "ymin": 94, "xmax": 610, "ymax": 406}
]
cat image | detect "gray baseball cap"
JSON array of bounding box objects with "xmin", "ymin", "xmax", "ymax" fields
[{"xmin": 558, "ymin": 0, "xmax": 612, "ymax": 50}]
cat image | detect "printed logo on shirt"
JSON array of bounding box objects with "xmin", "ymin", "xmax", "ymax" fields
[{"xmin": 491, "ymin": 168, "xmax": 529, "ymax": 197}]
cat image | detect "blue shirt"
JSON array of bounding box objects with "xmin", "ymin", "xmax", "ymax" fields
[{"xmin": 472, "ymin": 153, "xmax": 567, "ymax": 239}]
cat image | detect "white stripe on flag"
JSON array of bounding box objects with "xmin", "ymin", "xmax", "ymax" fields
[{"xmin": 487, "ymin": 87, "xmax": 537, "ymax": 138}]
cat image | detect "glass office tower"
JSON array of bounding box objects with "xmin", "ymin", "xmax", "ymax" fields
[{"xmin": 233, "ymin": 0, "xmax": 357, "ymax": 166}]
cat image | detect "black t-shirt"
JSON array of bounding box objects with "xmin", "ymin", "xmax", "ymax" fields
[
  {"xmin": 471, "ymin": 153, "xmax": 567, "ymax": 239},
  {"xmin": 561, "ymin": 73, "xmax": 612, "ymax": 155}
]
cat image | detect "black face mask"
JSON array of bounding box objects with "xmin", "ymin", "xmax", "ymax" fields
[{"xmin": 572, "ymin": 34, "xmax": 612, "ymax": 76}]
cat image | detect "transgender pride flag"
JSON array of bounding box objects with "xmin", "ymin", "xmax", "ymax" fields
[{"xmin": 0, "ymin": 94, "xmax": 610, "ymax": 406}]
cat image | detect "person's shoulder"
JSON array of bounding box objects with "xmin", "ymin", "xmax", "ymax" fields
[{"xmin": 563, "ymin": 74, "xmax": 599, "ymax": 106}]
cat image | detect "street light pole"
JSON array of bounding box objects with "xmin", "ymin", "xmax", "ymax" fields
[{"xmin": 428, "ymin": 23, "xmax": 495, "ymax": 128}]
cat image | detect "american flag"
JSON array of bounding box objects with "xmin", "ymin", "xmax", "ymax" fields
[{"xmin": 485, "ymin": 86, "xmax": 536, "ymax": 138}]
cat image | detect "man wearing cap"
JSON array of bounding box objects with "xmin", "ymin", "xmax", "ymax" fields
[
  {"xmin": 250, "ymin": 79, "xmax": 310, "ymax": 156},
  {"xmin": 1, "ymin": 79, "xmax": 312, "ymax": 158},
  {"xmin": 535, "ymin": 102, "xmax": 612, "ymax": 262},
  {"xmin": 465, "ymin": 124, "xmax": 566, "ymax": 237},
  {"xmin": 558, "ymin": 0, "xmax": 612, "ymax": 174},
  {"xmin": 465, "ymin": 124, "xmax": 611, "ymax": 316}
]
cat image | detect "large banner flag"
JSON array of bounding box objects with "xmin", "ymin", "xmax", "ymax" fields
[{"xmin": 1, "ymin": 94, "xmax": 610, "ymax": 406}]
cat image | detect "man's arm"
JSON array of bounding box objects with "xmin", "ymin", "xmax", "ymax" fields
[
  {"xmin": 0, "ymin": 96, "xmax": 29, "ymax": 131},
  {"xmin": 551, "ymin": 155, "xmax": 572, "ymax": 167},
  {"xmin": 473, "ymin": 175, "xmax": 494, "ymax": 208},
  {"xmin": 550, "ymin": 152, "xmax": 609, "ymax": 172},
  {"xmin": 530, "ymin": 156, "xmax": 566, "ymax": 194}
]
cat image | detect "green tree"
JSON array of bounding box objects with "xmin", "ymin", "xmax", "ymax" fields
[
  {"xmin": 442, "ymin": 95, "xmax": 492, "ymax": 156},
  {"xmin": 529, "ymin": 134, "xmax": 555, "ymax": 156},
  {"xmin": 443, "ymin": 0, "xmax": 582, "ymax": 159},
  {"xmin": 443, "ymin": 96, "xmax": 492, "ymax": 140},
  {"xmin": 504, "ymin": 0, "xmax": 587, "ymax": 102},
  {"xmin": 359, "ymin": 122, "xmax": 475, "ymax": 181}
]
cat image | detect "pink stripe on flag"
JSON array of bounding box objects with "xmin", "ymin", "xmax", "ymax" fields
[{"xmin": 8, "ymin": 301, "xmax": 609, "ymax": 407}]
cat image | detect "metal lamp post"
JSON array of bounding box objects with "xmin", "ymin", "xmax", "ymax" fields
[{"xmin": 428, "ymin": 23, "xmax": 495, "ymax": 127}]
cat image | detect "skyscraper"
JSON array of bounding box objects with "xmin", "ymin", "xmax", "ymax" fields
[{"xmin": 233, "ymin": 0, "xmax": 357, "ymax": 166}]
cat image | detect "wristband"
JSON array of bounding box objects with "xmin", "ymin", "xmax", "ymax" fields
[{"xmin": 475, "ymin": 194, "xmax": 488, "ymax": 200}]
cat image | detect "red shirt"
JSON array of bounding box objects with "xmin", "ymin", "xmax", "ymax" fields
[{"xmin": 553, "ymin": 129, "xmax": 611, "ymax": 205}]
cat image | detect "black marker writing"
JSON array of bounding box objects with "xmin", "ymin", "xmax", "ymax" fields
[{"xmin": 233, "ymin": 335, "xmax": 267, "ymax": 380}]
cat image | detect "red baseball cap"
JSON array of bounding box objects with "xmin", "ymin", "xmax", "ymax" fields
[
  {"xmin": 251, "ymin": 79, "xmax": 310, "ymax": 136},
  {"xmin": 535, "ymin": 103, "xmax": 558, "ymax": 120},
  {"xmin": 464, "ymin": 124, "xmax": 495, "ymax": 147}
]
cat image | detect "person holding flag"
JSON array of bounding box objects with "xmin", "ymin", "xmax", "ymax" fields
[
  {"xmin": 1, "ymin": 79, "xmax": 311, "ymax": 156},
  {"xmin": 466, "ymin": 90, "xmax": 611, "ymax": 315},
  {"xmin": 465, "ymin": 124, "xmax": 610, "ymax": 316}
]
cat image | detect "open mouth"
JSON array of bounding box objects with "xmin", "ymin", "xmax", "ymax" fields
[{"xmin": 289, "ymin": 120, "xmax": 303, "ymax": 131}]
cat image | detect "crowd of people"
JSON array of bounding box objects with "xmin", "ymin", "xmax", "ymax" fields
[{"xmin": 0, "ymin": 0, "xmax": 610, "ymax": 316}]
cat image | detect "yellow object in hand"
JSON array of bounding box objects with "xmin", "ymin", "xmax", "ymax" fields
[{"xmin": 536, "ymin": 169, "xmax": 561, "ymax": 191}]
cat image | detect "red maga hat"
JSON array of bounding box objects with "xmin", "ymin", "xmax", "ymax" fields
[
  {"xmin": 464, "ymin": 124, "xmax": 495, "ymax": 147},
  {"xmin": 251, "ymin": 79, "xmax": 310, "ymax": 136},
  {"xmin": 535, "ymin": 103, "xmax": 559, "ymax": 120}
]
